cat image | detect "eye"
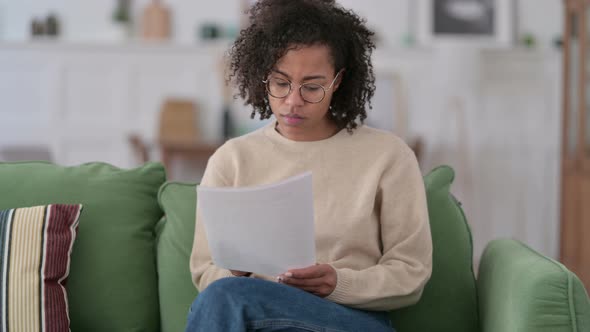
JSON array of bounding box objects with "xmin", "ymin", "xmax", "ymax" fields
[
  {"xmin": 271, "ymin": 78, "xmax": 290, "ymax": 87},
  {"xmin": 302, "ymin": 84, "xmax": 322, "ymax": 92}
]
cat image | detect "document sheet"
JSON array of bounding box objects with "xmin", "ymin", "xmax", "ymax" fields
[{"xmin": 197, "ymin": 172, "xmax": 316, "ymax": 276}]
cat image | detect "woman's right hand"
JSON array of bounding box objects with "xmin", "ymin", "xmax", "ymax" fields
[{"xmin": 230, "ymin": 270, "xmax": 252, "ymax": 277}]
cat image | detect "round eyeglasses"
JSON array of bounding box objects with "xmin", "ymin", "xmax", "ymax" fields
[{"xmin": 262, "ymin": 71, "xmax": 341, "ymax": 104}]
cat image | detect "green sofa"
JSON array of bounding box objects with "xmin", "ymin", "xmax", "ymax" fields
[{"xmin": 0, "ymin": 161, "xmax": 588, "ymax": 332}]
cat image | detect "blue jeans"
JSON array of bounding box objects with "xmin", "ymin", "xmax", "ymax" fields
[{"xmin": 185, "ymin": 277, "xmax": 394, "ymax": 332}]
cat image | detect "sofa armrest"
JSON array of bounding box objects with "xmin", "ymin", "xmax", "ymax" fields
[{"xmin": 477, "ymin": 239, "xmax": 589, "ymax": 332}]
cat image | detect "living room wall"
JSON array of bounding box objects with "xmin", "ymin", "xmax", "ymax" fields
[
  {"xmin": 0, "ymin": 0, "xmax": 562, "ymax": 49},
  {"xmin": 0, "ymin": 0, "xmax": 565, "ymax": 271}
]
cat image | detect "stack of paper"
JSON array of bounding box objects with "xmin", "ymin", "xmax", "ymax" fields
[{"xmin": 197, "ymin": 172, "xmax": 316, "ymax": 276}]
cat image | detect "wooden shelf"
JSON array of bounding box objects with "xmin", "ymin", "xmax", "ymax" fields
[{"xmin": 0, "ymin": 39, "xmax": 232, "ymax": 54}]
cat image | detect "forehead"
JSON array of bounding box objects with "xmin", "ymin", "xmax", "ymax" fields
[{"xmin": 274, "ymin": 44, "xmax": 335, "ymax": 75}]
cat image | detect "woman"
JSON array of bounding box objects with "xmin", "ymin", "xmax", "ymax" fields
[{"xmin": 186, "ymin": 0, "xmax": 432, "ymax": 331}]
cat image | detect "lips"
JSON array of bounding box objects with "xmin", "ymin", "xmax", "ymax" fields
[{"xmin": 282, "ymin": 113, "xmax": 305, "ymax": 126}]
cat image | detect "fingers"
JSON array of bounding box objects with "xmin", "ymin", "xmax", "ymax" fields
[
  {"xmin": 230, "ymin": 270, "xmax": 252, "ymax": 277},
  {"xmin": 280, "ymin": 275, "xmax": 322, "ymax": 287},
  {"xmin": 277, "ymin": 264, "xmax": 337, "ymax": 298},
  {"xmin": 286, "ymin": 264, "xmax": 327, "ymax": 279}
]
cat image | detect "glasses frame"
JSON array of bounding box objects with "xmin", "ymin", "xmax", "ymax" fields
[{"xmin": 262, "ymin": 71, "xmax": 342, "ymax": 104}]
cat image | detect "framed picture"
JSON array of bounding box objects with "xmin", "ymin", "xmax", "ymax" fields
[{"xmin": 417, "ymin": 0, "xmax": 514, "ymax": 46}]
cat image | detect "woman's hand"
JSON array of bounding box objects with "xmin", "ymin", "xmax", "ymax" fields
[
  {"xmin": 230, "ymin": 270, "xmax": 252, "ymax": 277},
  {"xmin": 277, "ymin": 264, "xmax": 337, "ymax": 297}
]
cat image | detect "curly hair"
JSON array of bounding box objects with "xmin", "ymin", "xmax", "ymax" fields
[{"xmin": 228, "ymin": 0, "xmax": 376, "ymax": 132}]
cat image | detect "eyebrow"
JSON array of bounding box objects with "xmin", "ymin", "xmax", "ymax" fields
[{"xmin": 272, "ymin": 69, "xmax": 326, "ymax": 81}]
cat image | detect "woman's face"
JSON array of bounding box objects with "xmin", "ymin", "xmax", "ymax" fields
[{"xmin": 266, "ymin": 44, "xmax": 342, "ymax": 142}]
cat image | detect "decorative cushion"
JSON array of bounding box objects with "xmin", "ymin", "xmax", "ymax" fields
[
  {"xmin": 0, "ymin": 161, "xmax": 166, "ymax": 331},
  {"xmin": 0, "ymin": 204, "xmax": 82, "ymax": 332},
  {"xmin": 156, "ymin": 182, "xmax": 200, "ymax": 332},
  {"xmin": 390, "ymin": 165, "xmax": 479, "ymax": 331}
]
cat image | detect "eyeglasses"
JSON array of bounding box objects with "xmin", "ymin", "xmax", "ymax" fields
[{"xmin": 262, "ymin": 71, "xmax": 342, "ymax": 104}]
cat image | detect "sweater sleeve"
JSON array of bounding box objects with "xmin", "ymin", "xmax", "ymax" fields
[
  {"xmin": 325, "ymin": 148, "xmax": 433, "ymax": 311},
  {"xmin": 190, "ymin": 149, "xmax": 234, "ymax": 291}
]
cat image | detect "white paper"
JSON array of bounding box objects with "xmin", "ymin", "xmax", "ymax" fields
[{"xmin": 197, "ymin": 172, "xmax": 316, "ymax": 277}]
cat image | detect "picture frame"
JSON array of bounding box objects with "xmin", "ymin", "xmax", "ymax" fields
[{"xmin": 417, "ymin": 0, "xmax": 514, "ymax": 47}]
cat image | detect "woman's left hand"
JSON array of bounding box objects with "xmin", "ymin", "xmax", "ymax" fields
[{"xmin": 277, "ymin": 264, "xmax": 337, "ymax": 297}]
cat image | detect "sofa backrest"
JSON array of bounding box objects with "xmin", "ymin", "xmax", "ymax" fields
[
  {"xmin": 390, "ymin": 165, "xmax": 479, "ymax": 331},
  {"xmin": 0, "ymin": 161, "xmax": 166, "ymax": 332},
  {"xmin": 156, "ymin": 182, "xmax": 200, "ymax": 332},
  {"xmin": 157, "ymin": 165, "xmax": 480, "ymax": 332}
]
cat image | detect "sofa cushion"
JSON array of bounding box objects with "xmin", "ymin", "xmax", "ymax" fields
[
  {"xmin": 478, "ymin": 239, "xmax": 590, "ymax": 332},
  {"xmin": 0, "ymin": 161, "xmax": 166, "ymax": 332},
  {"xmin": 390, "ymin": 165, "xmax": 479, "ymax": 332},
  {"xmin": 156, "ymin": 182, "xmax": 200, "ymax": 332},
  {"xmin": 0, "ymin": 204, "xmax": 82, "ymax": 332}
]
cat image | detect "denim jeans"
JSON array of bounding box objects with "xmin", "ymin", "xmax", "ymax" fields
[{"xmin": 185, "ymin": 277, "xmax": 394, "ymax": 332}]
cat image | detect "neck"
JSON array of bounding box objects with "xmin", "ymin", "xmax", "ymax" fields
[{"xmin": 275, "ymin": 121, "xmax": 340, "ymax": 142}]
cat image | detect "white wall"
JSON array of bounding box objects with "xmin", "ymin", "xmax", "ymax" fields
[
  {"xmin": 0, "ymin": 0, "xmax": 566, "ymax": 263},
  {"xmin": 0, "ymin": 0, "xmax": 563, "ymax": 49}
]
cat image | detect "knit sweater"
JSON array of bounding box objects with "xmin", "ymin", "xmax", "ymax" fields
[{"xmin": 190, "ymin": 121, "xmax": 432, "ymax": 311}]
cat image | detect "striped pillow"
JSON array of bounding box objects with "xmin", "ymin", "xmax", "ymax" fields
[{"xmin": 0, "ymin": 204, "xmax": 82, "ymax": 332}]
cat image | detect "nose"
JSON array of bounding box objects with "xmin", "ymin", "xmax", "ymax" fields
[{"xmin": 284, "ymin": 87, "xmax": 305, "ymax": 107}]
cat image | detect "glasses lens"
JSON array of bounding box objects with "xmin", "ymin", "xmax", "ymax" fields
[
  {"xmin": 300, "ymin": 83, "xmax": 325, "ymax": 103},
  {"xmin": 267, "ymin": 77, "xmax": 291, "ymax": 98}
]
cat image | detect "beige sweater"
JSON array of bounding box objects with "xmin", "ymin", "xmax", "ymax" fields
[{"xmin": 190, "ymin": 121, "xmax": 432, "ymax": 311}]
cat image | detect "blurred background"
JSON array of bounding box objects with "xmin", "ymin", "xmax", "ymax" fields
[{"xmin": 1, "ymin": 0, "xmax": 588, "ymax": 287}]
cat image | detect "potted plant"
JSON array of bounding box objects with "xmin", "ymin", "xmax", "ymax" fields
[{"xmin": 109, "ymin": 0, "xmax": 133, "ymax": 41}]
